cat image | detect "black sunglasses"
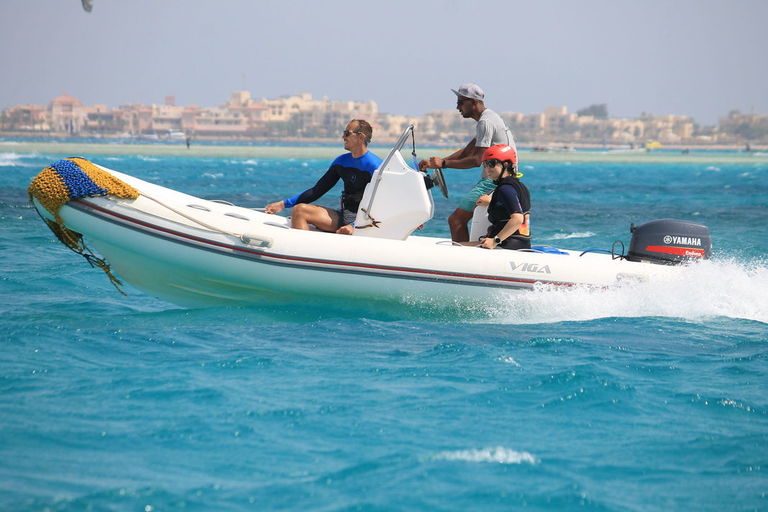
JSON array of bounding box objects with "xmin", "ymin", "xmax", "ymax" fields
[
  {"xmin": 343, "ymin": 130, "xmax": 363, "ymax": 137},
  {"xmin": 482, "ymin": 159, "xmax": 503, "ymax": 168}
]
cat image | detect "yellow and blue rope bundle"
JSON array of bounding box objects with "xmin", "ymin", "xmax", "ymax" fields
[
  {"xmin": 28, "ymin": 157, "xmax": 140, "ymax": 294},
  {"xmin": 28, "ymin": 157, "xmax": 139, "ymax": 224}
]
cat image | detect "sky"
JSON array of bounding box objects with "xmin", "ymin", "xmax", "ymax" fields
[{"xmin": 2, "ymin": 0, "xmax": 767, "ymax": 125}]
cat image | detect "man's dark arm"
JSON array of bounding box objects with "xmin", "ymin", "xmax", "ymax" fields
[{"xmin": 285, "ymin": 167, "xmax": 340, "ymax": 207}]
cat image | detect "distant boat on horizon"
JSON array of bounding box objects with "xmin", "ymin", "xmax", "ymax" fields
[{"xmin": 166, "ymin": 130, "xmax": 187, "ymax": 141}]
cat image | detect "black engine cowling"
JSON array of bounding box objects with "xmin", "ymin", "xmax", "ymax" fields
[{"xmin": 627, "ymin": 219, "xmax": 711, "ymax": 265}]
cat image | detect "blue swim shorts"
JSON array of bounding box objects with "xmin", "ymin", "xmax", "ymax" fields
[{"xmin": 457, "ymin": 178, "xmax": 497, "ymax": 212}]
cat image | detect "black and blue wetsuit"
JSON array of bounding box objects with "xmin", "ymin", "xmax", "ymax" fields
[{"xmin": 283, "ymin": 151, "xmax": 382, "ymax": 213}]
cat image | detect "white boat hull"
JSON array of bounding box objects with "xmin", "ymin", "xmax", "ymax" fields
[
  {"xmin": 31, "ymin": 127, "xmax": 701, "ymax": 308},
  {"xmin": 32, "ymin": 166, "xmax": 680, "ymax": 308}
]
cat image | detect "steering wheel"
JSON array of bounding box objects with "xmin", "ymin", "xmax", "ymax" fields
[{"xmin": 432, "ymin": 168, "xmax": 449, "ymax": 198}]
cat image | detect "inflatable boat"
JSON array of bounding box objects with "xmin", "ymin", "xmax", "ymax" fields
[{"xmin": 28, "ymin": 126, "xmax": 712, "ymax": 308}]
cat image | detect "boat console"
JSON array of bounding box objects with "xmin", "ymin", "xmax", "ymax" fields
[{"xmin": 354, "ymin": 125, "xmax": 437, "ymax": 240}]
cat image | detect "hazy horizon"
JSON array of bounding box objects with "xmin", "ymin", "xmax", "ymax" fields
[{"xmin": 2, "ymin": 0, "xmax": 767, "ymax": 125}]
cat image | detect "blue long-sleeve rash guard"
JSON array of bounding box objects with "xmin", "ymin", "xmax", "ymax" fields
[{"xmin": 283, "ymin": 151, "xmax": 382, "ymax": 212}]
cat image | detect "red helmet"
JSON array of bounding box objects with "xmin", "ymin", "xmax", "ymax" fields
[{"xmin": 482, "ymin": 144, "xmax": 517, "ymax": 165}]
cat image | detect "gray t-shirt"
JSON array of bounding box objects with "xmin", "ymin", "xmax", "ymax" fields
[{"xmin": 475, "ymin": 108, "xmax": 516, "ymax": 178}]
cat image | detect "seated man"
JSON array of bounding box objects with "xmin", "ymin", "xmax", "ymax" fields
[
  {"xmin": 419, "ymin": 83, "xmax": 516, "ymax": 242},
  {"xmin": 265, "ymin": 119, "xmax": 382, "ymax": 235}
]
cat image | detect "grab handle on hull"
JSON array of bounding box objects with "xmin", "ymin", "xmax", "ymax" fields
[{"xmin": 240, "ymin": 233, "xmax": 273, "ymax": 248}]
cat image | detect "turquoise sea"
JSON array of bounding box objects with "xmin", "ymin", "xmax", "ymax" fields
[{"xmin": 1, "ymin": 142, "xmax": 767, "ymax": 511}]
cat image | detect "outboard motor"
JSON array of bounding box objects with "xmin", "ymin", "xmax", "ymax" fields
[{"xmin": 627, "ymin": 219, "xmax": 711, "ymax": 265}]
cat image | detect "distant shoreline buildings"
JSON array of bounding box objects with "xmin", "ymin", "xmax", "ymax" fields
[{"xmin": 1, "ymin": 91, "xmax": 767, "ymax": 146}]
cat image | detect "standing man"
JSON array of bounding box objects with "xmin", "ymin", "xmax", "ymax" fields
[
  {"xmin": 265, "ymin": 119, "xmax": 381, "ymax": 235},
  {"xmin": 419, "ymin": 83, "xmax": 516, "ymax": 242}
]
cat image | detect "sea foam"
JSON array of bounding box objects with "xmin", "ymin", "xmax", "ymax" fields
[
  {"xmin": 490, "ymin": 257, "xmax": 768, "ymax": 325},
  {"xmin": 434, "ymin": 447, "xmax": 538, "ymax": 464}
]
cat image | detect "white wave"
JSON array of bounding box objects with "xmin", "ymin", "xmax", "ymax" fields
[
  {"xmin": 434, "ymin": 447, "xmax": 537, "ymax": 464},
  {"xmin": 202, "ymin": 172, "xmax": 224, "ymax": 179},
  {"xmin": 0, "ymin": 152, "xmax": 41, "ymax": 167},
  {"xmin": 137, "ymin": 156, "xmax": 160, "ymax": 162},
  {"xmin": 498, "ymin": 355, "xmax": 521, "ymax": 366},
  {"xmin": 0, "ymin": 152, "xmax": 21, "ymax": 166},
  {"xmin": 488, "ymin": 258, "xmax": 768, "ymax": 324},
  {"xmin": 545, "ymin": 231, "xmax": 596, "ymax": 240}
]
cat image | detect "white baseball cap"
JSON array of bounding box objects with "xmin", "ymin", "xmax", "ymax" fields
[{"xmin": 451, "ymin": 83, "xmax": 485, "ymax": 101}]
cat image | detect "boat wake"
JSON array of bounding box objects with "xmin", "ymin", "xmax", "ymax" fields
[{"xmin": 485, "ymin": 257, "xmax": 768, "ymax": 325}]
